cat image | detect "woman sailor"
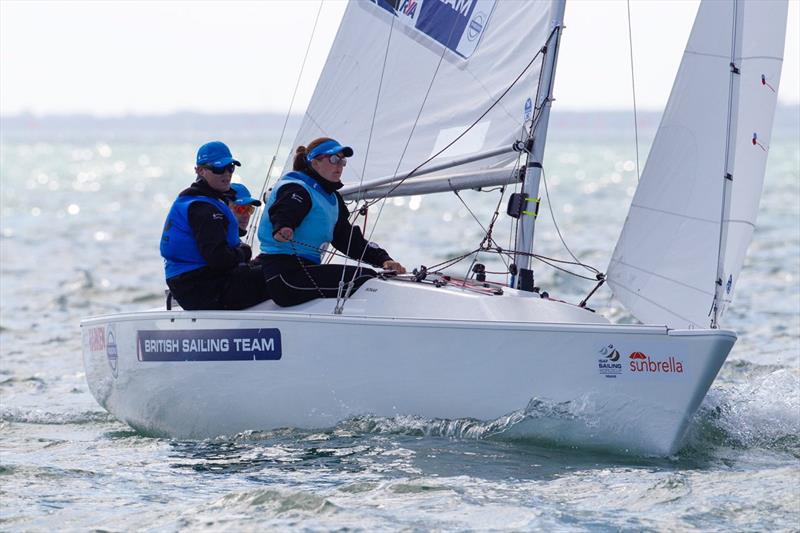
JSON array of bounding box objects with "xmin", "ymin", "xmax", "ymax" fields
[
  {"xmin": 160, "ymin": 141, "xmax": 270, "ymax": 310},
  {"xmin": 256, "ymin": 137, "xmax": 405, "ymax": 306}
]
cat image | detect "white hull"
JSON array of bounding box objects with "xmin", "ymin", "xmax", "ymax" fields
[{"xmin": 81, "ymin": 278, "xmax": 735, "ymax": 456}]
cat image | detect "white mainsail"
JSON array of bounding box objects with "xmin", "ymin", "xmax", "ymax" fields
[
  {"xmin": 288, "ymin": 0, "xmax": 560, "ymax": 190},
  {"xmin": 607, "ymin": 0, "xmax": 787, "ymax": 329}
]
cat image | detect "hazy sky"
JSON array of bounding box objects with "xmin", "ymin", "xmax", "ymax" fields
[{"xmin": 1, "ymin": 0, "xmax": 797, "ymax": 116}]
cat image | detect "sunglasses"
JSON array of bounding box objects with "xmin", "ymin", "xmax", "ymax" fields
[
  {"xmin": 327, "ymin": 154, "xmax": 347, "ymax": 166},
  {"xmin": 231, "ymin": 204, "xmax": 255, "ymax": 215},
  {"xmin": 205, "ymin": 164, "xmax": 236, "ymax": 175}
]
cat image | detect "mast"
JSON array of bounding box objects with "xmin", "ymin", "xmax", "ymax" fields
[
  {"xmin": 512, "ymin": 0, "xmax": 566, "ymax": 291},
  {"xmin": 711, "ymin": 0, "xmax": 744, "ymax": 328}
]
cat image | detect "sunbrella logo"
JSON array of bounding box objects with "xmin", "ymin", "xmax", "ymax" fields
[{"xmin": 629, "ymin": 352, "xmax": 684, "ymax": 374}]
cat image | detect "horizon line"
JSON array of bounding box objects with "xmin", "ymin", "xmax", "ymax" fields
[{"xmin": 3, "ymin": 104, "xmax": 798, "ymax": 121}]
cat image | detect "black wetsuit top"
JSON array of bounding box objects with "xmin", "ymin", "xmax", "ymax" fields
[
  {"xmin": 263, "ymin": 166, "xmax": 392, "ymax": 271},
  {"xmin": 256, "ymin": 167, "xmax": 394, "ymax": 307},
  {"xmin": 166, "ymin": 178, "xmax": 268, "ymax": 310}
]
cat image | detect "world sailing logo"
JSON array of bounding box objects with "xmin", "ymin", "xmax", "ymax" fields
[
  {"xmin": 597, "ymin": 344, "xmax": 622, "ymax": 378},
  {"xmin": 523, "ymin": 97, "xmax": 533, "ymax": 122}
]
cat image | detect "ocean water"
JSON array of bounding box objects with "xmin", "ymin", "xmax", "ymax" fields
[{"xmin": 1, "ymin": 115, "xmax": 798, "ymax": 531}]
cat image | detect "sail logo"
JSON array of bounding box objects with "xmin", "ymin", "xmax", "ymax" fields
[
  {"xmin": 396, "ymin": 0, "xmax": 421, "ymax": 24},
  {"xmin": 400, "ymin": 0, "xmax": 418, "ymax": 17},
  {"xmin": 467, "ymin": 11, "xmax": 485, "ymax": 41},
  {"xmin": 596, "ymin": 344, "xmax": 622, "ymax": 378},
  {"xmin": 106, "ymin": 326, "xmax": 119, "ymax": 378},
  {"xmin": 440, "ymin": 0, "xmax": 473, "ymax": 16},
  {"xmin": 523, "ymin": 97, "xmax": 533, "ymax": 122},
  {"xmin": 371, "ymin": 0, "xmax": 495, "ymax": 59},
  {"xmin": 628, "ymin": 352, "xmax": 684, "ymax": 374}
]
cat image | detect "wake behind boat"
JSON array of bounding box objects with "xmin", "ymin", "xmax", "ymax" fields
[{"xmin": 81, "ymin": 0, "xmax": 787, "ymax": 456}]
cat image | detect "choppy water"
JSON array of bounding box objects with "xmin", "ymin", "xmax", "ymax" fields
[{"xmin": 1, "ymin": 117, "xmax": 798, "ymax": 530}]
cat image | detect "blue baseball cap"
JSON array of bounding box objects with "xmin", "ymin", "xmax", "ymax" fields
[
  {"xmin": 306, "ymin": 139, "xmax": 354, "ymax": 162},
  {"xmin": 196, "ymin": 141, "xmax": 241, "ymax": 168},
  {"xmin": 229, "ymin": 183, "xmax": 261, "ymax": 206}
]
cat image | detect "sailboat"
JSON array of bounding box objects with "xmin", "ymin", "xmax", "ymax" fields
[{"xmin": 80, "ymin": 0, "xmax": 788, "ymax": 456}]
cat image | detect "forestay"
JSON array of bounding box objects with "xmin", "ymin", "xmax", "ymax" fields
[
  {"xmin": 607, "ymin": 0, "xmax": 787, "ymax": 329},
  {"xmin": 288, "ymin": 0, "xmax": 561, "ymax": 193}
]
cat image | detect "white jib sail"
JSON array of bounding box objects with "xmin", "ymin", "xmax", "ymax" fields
[
  {"xmin": 287, "ymin": 0, "xmax": 560, "ymax": 191},
  {"xmin": 607, "ymin": 0, "xmax": 788, "ymax": 329}
]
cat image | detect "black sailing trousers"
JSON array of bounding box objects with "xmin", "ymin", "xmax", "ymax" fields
[
  {"xmin": 166, "ymin": 263, "xmax": 270, "ymax": 311},
  {"xmin": 256, "ymin": 254, "xmax": 377, "ymax": 307}
]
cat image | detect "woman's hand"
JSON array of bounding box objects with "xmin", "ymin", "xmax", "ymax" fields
[
  {"xmin": 274, "ymin": 227, "xmax": 294, "ymax": 242},
  {"xmin": 382, "ymin": 260, "xmax": 406, "ymax": 274}
]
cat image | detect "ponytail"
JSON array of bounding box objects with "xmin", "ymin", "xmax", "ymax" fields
[
  {"xmin": 292, "ymin": 137, "xmax": 334, "ymax": 171},
  {"xmin": 292, "ymin": 145, "xmax": 309, "ymax": 171}
]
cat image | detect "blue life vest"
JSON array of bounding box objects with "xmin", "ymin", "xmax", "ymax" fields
[
  {"xmin": 258, "ymin": 171, "xmax": 339, "ymax": 264},
  {"xmin": 160, "ymin": 195, "xmax": 240, "ymax": 279}
]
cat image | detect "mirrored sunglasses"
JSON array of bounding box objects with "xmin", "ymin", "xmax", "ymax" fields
[
  {"xmin": 206, "ymin": 164, "xmax": 236, "ymax": 175},
  {"xmin": 327, "ymin": 154, "xmax": 347, "ymax": 166},
  {"xmin": 232, "ymin": 204, "xmax": 255, "ymax": 215}
]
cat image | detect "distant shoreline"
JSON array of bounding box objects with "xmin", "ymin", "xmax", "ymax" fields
[{"xmin": 1, "ymin": 106, "xmax": 797, "ymax": 143}]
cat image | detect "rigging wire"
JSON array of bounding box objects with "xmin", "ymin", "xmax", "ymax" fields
[
  {"xmin": 348, "ymin": 12, "xmax": 486, "ymax": 259},
  {"xmin": 339, "ymin": 31, "xmax": 553, "ymax": 299},
  {"xmin": 253, "ymin": 11, "xmax": 610, "ymax": 308},
  {"xmin": 339, "ymin": 15, "xmax": 453, "ymax": 274},
  {"xmin": 246, "ymin": 0, "xmax": 325, "ymax": 245},
  {"xmin": 335, "ymin": 15, "xmax": 399, "ymax": 311},
  {"xmin": 363, "ymin": 27, "xmax": 557, "ymax": 209},
  {"xmin": 540, "ymin": 166, "xmax": 586, "ymax": 270},
  {"xmin": 312, "ymin": 21, "xmax": 602, "ymax": 306},
  {"xmin": 626, "ymin": 0, "xmax": 642, "ymax": 183},
  {"xmin": 452, "ymin": 186, "xmax": 511, "ymax": 283},
  {"xmin": 334, "ymin": 20, "xmax": 549, "ymax": 311},
  {"xmin": 336, "ymin": 8, "xmax": 468, "ymax": 308}
]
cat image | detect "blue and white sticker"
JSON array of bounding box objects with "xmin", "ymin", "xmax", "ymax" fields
[
  {"xmin": 137, "ymin": 329, "xmax": 282, "ymax": 362},
  {"xmin": 523, "ymin": 97, "xmax": 533, "ymax": 122},
  {"xmin": 372, "ymin": 0, "xmax": 496, "ymax": 59},
  {"xmin": 107, "ymin": 325, "xmax": 119, "ymax": 378}
]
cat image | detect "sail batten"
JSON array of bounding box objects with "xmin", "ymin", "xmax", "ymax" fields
[
  {"xmin": 628, "ymin": 204, "xmax": 719, "ymax": 224},
  {"xmin": 607, "ymin": 0, "xmax": 788, "ymax": 329}
]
